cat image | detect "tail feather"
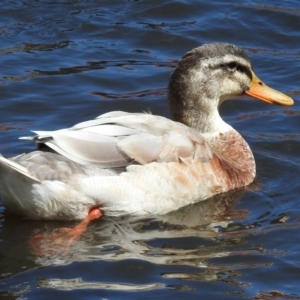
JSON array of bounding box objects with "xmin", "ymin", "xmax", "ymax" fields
[
  {"xmin": 0, "ymin": 154, "xmax": 39, "ymax": 183},
  {"xmin": 0, "ymin": 154, "xmax": 40, "ymax": 216}
]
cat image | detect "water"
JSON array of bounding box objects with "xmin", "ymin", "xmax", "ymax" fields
[{"xmin": 0, "ymin": 0, "xmax": 300, "ymax": 299}]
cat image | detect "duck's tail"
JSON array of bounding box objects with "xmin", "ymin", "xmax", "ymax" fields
[{"xmin": 0, "ymin": 154, "xmax": 39, "ymax": 216}]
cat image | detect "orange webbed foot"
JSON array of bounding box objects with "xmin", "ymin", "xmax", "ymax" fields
[{"xmin": 29, "ymin": 208, "xmax": 103, "ymax": 257}]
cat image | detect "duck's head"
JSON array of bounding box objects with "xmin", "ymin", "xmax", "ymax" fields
[{"xmin": 168, "ymin": 43, "xmax": 294, "ymax": 133}]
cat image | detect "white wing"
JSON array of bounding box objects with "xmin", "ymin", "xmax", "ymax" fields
[{"xmin": 21, "ymin": 111, "xmax": 213, "ymax": 168}]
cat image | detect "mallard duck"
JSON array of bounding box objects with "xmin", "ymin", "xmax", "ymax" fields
[{"xmin": 0, "ymin": 43, "xmax": 293, "ymax": 223}]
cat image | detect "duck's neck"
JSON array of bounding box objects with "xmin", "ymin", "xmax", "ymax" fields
[
  {"xmin": 177, "ymin": 106, "xmax": 231, "ymax": 134},
  {"xmin": 168, "ymin": 81, "xmax": 229, "ymax": 133},
  {"xmin": 169, "ymin": 96, "xmax": 255, "ymax": 187}
]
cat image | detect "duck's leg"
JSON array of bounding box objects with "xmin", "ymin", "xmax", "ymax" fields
[{"xmin": 29, "ymin": 208, "xmax": 103, "ymax": 257}]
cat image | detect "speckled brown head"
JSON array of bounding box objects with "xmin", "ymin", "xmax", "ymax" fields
[{"xmin": 168, "ymin": 43, "xmax": 293, "ymax": 133}]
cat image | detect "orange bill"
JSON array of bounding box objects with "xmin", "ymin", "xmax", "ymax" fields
[{"xmin": 245, "ymin": 70, "xmax": 294, "ymax": 106}]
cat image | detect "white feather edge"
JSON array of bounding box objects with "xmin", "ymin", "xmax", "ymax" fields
[{"xmin": 0, "ymin": 155, "xmax": 40, "ymax": 183}]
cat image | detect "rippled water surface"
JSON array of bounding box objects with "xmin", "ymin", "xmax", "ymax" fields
[{"xmin": 0, "ymin": 1, "xmax": 300, "ymax": 299}]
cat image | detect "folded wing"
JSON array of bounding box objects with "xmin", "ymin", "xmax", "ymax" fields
[{"xmin": 22, "ymin": 111, "xmax": 213, "ymax": 168}]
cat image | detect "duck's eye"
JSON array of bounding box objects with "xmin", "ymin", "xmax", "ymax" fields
[
  {"xmin": 220, "ymin": 62, "xmax": 248, "ymax": 74},
  {"xmin": 220, "ymin": 62, "xmax": 238, "ymax": 72},
  {"xmin": 227, "ymin": 62, "xmax": 237, "ymax": 71}
]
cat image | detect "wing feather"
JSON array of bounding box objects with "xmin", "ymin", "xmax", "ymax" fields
[
  {"xmin": 44, "ymin": 131, "xmax": 131, "ymax": 167},
  {"xmin": 19, "ymin": 111, "xmax": 214, "ymax": 167},
  {"xmin": 118, "ymin": 133, "xmax": 162, "ymax": 164}
]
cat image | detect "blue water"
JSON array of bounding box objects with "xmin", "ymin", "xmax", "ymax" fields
[{"xmin": 0, "ymin": 1, "xmax": 300, "ymax": 299}]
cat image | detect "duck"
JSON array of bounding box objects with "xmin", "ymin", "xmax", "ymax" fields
[{"xmin": 0, "ymin": 43, "xmax": 294, "ymax": 223}]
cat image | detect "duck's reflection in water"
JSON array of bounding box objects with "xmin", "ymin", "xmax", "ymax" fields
[
  {"xmin": 24, "ymin": 187, "xmax": 253, "ymax": 265},
  {"xmin": 3, "ymin": 184, "xmax": 275, "ymax": 293}
]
